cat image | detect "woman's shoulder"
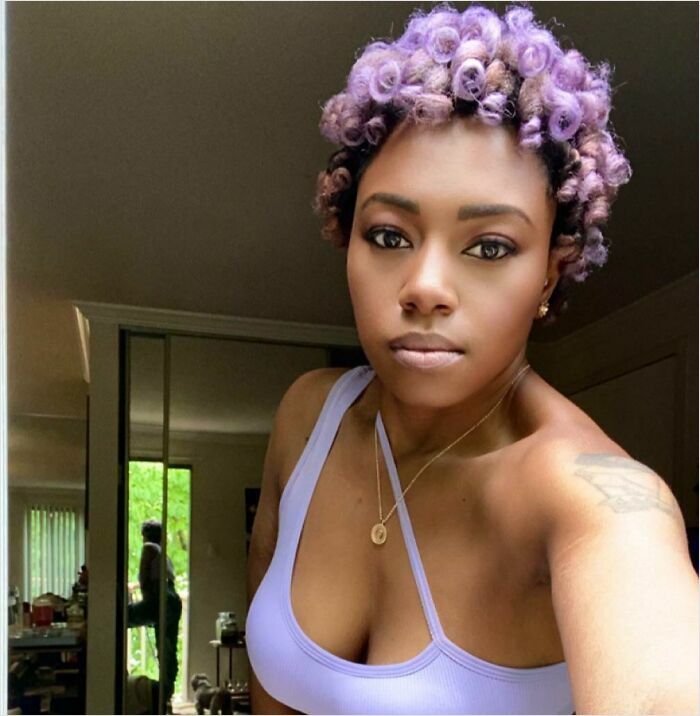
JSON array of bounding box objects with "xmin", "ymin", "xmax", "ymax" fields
[
  {"xmin": 518, "ymin": 368, "xmax": 632, "ymax": 463},
  {"xmin": 499, "ymin": 381, "xmax": 684, "ymax": 589},
  {"xmin": 514, "ymin": 378, "xmax": 682, "ymax": 546},
  {"xmin": 280, "ymin": 366, "xmax": 356, "ymax": 423},
  {"xmin": 274, "ymin": 366, "xmax": 358, "ymax": 488}
]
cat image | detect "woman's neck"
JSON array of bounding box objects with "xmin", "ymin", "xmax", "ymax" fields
[{"xmin": 366, "ymin": 352, "xmax": 531, "ymax": 462}]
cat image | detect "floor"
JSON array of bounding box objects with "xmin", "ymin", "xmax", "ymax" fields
[{"xmin": 173, "ymin": 698, "xmax": 250, "ymax": 715}]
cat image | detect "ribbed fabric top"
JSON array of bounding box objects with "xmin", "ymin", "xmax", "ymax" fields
[{"xmin": 246, "ymin": 365, "xmax": 575, "ymax": 714}]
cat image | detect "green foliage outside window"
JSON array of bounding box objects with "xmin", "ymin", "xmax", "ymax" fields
[{"xmin": 127, "ymin": 461, "xmax": 191, "ymax": 701}]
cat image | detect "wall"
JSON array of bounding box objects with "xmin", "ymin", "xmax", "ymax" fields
[
  {"xmin": 85, "ymin": 321, "xmax": 120, "ymax": 715},
  {"xmin": 8, "ymin": 490, "xmax": 24, "ymax": 596}
]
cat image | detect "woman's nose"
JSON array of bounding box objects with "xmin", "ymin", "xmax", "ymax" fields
[{"xmin": 397, "ymin": 246, "xmax": 459, "ymax": 316}]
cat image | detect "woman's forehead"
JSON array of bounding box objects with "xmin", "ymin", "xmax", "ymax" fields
[{"xmin": 357, "ymin": 118, "xmax": 554, "ymax": 219}]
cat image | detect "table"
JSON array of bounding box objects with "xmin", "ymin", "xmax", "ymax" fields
[
  {"xmin": 209, "ymin": 637, "xmax": 247, "ymax": 688},
  {"xmin": 208, "ymin": 637, "xmax": 250, "ymax": 713}
]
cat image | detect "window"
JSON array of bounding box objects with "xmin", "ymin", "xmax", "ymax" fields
[{"xmin": 24, "ymin": 502, "xmax": 85, "ymax": 601}]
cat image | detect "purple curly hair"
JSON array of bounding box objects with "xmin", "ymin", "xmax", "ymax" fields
[{"xmin": 312, "ymin": 2, "xmax": 632, "ymax": 321}]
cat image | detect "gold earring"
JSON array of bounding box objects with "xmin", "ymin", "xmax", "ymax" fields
[{"xmin": 537, "ymin": 301, "xmax": 549, "ymax": 319}]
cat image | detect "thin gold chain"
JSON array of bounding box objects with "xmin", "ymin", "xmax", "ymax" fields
[{"xmin": 374, "ymin": 363, "xmax": 531, "ymax": 526}]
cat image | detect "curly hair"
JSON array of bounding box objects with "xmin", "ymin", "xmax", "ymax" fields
[{"xmin": 311, "ymin": 2, "xmax": 632, "ymax": 321}]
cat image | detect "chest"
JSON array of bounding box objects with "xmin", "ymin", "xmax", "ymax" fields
[{"xmin": 279, "ymin": 417, "xmax": 563, "ymax": 669}]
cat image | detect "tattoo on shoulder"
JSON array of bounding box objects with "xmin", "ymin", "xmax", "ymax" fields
[{"xmin": 572, "ymin": 453, "xmax": 675, "ymax": 516}]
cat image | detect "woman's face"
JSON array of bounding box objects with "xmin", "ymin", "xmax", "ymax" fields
[{"xmin": 347, "ymin": 115, "xmax": 559, "ymax": 409}]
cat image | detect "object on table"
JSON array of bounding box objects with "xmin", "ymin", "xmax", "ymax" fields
[
  {"xmin": 22, "ymin": 602, "xmax": 31, "ymax": 628},
  {"xmin": 216, "ymin": 612, "xmax": 239, "ymax": 645},
  {"xmin": 31, "ymin": 595, "xmax": 54, "ymax": 627}
]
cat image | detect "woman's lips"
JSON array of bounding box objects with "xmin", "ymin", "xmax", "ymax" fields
[{"xmin": 391, "ymin": 348, "xmax": 464, "ymax": 370}]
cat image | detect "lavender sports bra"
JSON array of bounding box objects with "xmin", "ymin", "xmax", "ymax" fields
[{"xmin": 246, "ymin": 365, "xmax": 575, "ymax": 714}]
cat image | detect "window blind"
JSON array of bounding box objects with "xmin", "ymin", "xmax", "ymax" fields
[{"xmin": 24, "ymin": 503, "xmax": 85, "ymax": 601}]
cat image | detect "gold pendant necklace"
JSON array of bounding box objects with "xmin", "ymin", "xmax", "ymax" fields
[
  {"xmin": 370, "ymin": 364, "xmax": 530, "ymax": 545},
  {"xmin": 370, "ymin": 523, "xmax": 387, "ymax": 545}
]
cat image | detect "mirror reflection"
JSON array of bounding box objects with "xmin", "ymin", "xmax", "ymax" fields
[{"xmin": 122, "ymin": 332, "xmax": 357, "ymax": 713}]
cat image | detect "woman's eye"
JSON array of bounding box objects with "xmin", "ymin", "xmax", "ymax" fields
[
  {"xmin": 363, "ymin": 227, "xmax": 409, "ymax": 249},
  {"xmin": 465, "ymin": 239, "xmax": 514, "ymax": 261},
  {"xmin": 363, "ymin": 229, "xmax": 514, "ymax": 261}
]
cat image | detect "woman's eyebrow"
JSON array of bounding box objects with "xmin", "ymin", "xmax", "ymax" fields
[
  {"xmin": 360, "ymin": 192, "xmax": 420, "ymax": 214},
  {"xmin": 360, "ymin": 192, "xmax": 533, "ymax": 227},
  {"xmin": 458, "ymin": 202, "xmax": 534, "ymax": 227}
]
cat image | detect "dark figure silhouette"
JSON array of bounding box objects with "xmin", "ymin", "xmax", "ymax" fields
[{"xmin": 127, "ymin": 519, "xmax": 182, "ymax": 706}]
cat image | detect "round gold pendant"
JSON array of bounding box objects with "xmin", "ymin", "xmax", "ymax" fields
[{"xmin": 370, "ymin": 522, "xmax": 387, "ymax": 545}]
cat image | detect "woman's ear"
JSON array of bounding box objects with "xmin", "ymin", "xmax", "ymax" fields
[
  {"xmin": 540, "ymin": 241, "xmax": 579, "ymax": 304},
  {"xmin": 541, "ymin": 250, "xmax": 559, "ymax": 303}
]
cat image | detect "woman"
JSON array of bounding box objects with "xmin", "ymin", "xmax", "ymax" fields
[{"xmin": 245, "ymin": 4, "xmax": 699, "ymax": 714}]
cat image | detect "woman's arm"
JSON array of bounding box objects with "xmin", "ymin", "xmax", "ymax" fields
[
  {"xmin": 247, "ymin": 372, "xmax": 331, "ymax": 715},
  {"xmin": 539, "ymin": 443, "xmax": 699, "ymax": 714},
  {"xmin": 247, "ymin": 449, "xmax": 299, "ymax": 715}
]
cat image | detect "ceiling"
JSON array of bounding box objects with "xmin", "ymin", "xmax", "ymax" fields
[{"xmin": 7, "ymin": 2, "xmax": 698, "ymax": 488}]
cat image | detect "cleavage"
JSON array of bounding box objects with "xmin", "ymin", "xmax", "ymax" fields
[{"xmin": 288, "ymin": 413, "xmax": 433, "ymax": 665}]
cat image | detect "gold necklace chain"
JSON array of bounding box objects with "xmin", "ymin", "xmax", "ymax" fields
[{"xmin": 369, "ymin": 363, "xmax": 531, "ymax": 546}]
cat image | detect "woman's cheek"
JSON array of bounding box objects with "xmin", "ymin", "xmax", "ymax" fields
[
  {"xmin": 348, "ymin": 270, "xmax": 382, "ymax": 346},
  {"xmin": 470, "ymin": 287, "xmax": 531, "ymax": 355}
]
